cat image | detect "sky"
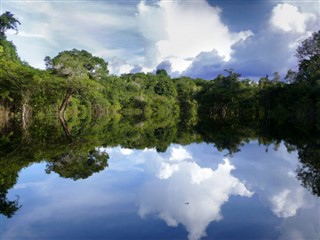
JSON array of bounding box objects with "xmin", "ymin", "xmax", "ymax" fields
[{"xmin": 1, "ymin": 0, "xmax": 320, "ymax": 79}]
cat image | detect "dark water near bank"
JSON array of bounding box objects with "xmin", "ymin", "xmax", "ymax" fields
[{"xmin": 0, "ymin": 117, "xmax": 319, "ymax": 240}]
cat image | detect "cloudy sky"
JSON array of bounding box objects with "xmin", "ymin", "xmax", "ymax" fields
[{"xmin": 2, "ymin": 0, "xmax": 319, "ymax": 79}]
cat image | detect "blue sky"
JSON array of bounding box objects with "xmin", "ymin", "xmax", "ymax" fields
[{"xmin": 1, "ymin": 0, "xmax": 319, "ymax": 79}]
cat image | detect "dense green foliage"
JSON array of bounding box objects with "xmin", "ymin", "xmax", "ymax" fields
[
  {"xmin": 1, "ymin": 21, "xmax": 319, "ymax": 130},
  {"xmin": 0, "ymin": 11, "xmax": 20, "ymax": 37}
]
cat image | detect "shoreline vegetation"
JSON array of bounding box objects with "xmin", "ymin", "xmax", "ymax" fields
[
  {"xmin": 0, "ymin": 12, "xmax": 320, "ymax": 218},
  {"xmin": 0, "ymin": 13, "xmax": 319, "ymax": 132},
  {"xmin": 0, "ymin": 12, "xmax": 319, "ymax": 129}
]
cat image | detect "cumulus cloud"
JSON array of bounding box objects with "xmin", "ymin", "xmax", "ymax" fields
[
  {"xmin": 136, "ymin": 0, "xmax": 252, "ymax": 73},
  {"xmin": 169, "ymin": 145, "xmax": 192, "ymax": 162},
  {"xmin": 136, "ymin": 0, "xmax": 167, "ymax": 68},
  {"xmin": 157, "ymin": 162, "xmax": 179, "ymax": 179},
  {"xmin": 226, "ymin": 31, "xmax": 299, "ymax": 78},
  {"xmin": 270, "ymin": 188, "xmax": 305, "ymax": 218},
  {"xmin": 279, "ymin": 0, "xmax": 320, "ymax": 19},
  {"xmin": 103, "ymin": 143, "xmax": 318, "ymax": 239},
  {"xmin": 108, "ymin": 57, "xmax": 136, "ymax": 75},
  {"xmin": 270, "ymin": 3, "xmax": 316, "ymax": 33},
  {"xmin": 231, "ymin": 142, "xmax": 318, "ymax": 223},
  {"xmin": 184, "ymin": 1, "xmax": 319, "ymax": 79},
  {"xmin": 120, "ymin": 148, "xmax": 134, "ymax": 155},
  {"xmin": 139, "ymin": 154, "xmax": 253, "ymax": 240},
  {"xmin": 3, "ymin": 0, "xmax": 319, "ymax": 78},
  {"xmin": 182, "ymin": 1, "xmax": 319, "ymax": 79},
  {"xmin": 155, "ymin": 60, "xmax": 174, "ymax": 75},
  {"xmin": 182, "ymin": 50, "xmax": 225, "ymax": 80}
]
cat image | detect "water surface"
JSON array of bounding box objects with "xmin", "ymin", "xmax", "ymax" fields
[{"xmin": 2, "ymin": 141, "xmax": 319, "ymax": 240}]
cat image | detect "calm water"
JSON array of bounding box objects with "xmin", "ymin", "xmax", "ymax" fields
[{"xmin": 2, "ymin": 141, "xmax": 319, "ymax": 240}]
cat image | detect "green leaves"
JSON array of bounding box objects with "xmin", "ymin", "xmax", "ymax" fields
[
  {"xmin": 154, "ymin": 76, "xmax": 177, "ymax": 97},
  {"xmin": 0, "ymin": 192, "xmax": 21, "ymax": 218},
  {"xmin": 296, "ymin": 31, "xmax": 320, "ymax": 62},
  {"xmin": 294, "ymin": 31, "xmax": 320, "ymax": 85},
  {"xmin": 0, "ymin": 12, "xmax": 21, "ymax": 37},
  {"xmin": 50, "ymin": 49, "xmax": 108, "ymax": 81}
]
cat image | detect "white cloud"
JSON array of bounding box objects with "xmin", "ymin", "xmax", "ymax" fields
[
  {"xmin": 270, "ymin": 188, "xmax": 305, "ymax": 218},
  {"xmin": 169, "ymin": 145, "xmax": 192, "ymax": 162},
  {"xmin": 231, "ymin": 142, "xmax": 318, "ymax": 224},
  {"xmin": 136, "ymin": 0, "xmax": 252, "ymax": 73},
  {"xmin": 136, "ymin": 0, "xmax": 167, "ymax": 68},
  {"xmin": 157, "ymin": 162, "xmax": 179, "ymax": 179},
  {"xmin": 139, "ymin": 158, "xmax": 253, "ymax": 240},
  {"xmin": 270, "ymin": 3, "xmax": 316, "ymax": 33},
  {"xmin": 120, "ymin": 148, "xmax": 134, "ymax": 155},
  {"xmin": 279, "ymin": 0, "xmax": 320, "ymax": 18},
  {"xmin": 190, "ymin": 163, "xmax": 214, "ymax": 185},
  {"xmin": 102, "ymin": 142, "xmax": 318, "ymax": 240},
  {"xmin": 183, "ymin": 2, "xmax": 319, "ymax": 79},
  {"xmin": 108, "ymin": 57, "xmax": 134, "ymax": 75}
]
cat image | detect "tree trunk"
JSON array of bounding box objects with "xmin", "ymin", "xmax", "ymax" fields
[
  {"xmin": 58, "ymin": 88, "xmax": 73, "ymax": 118},
  {"xmin": 58, "ymin": 114, "xmax": 73, "ymax": 140},
  {"xmin": 22, "ymin": 102, "xmax": 29, "ymax": 129},
  {"xmin": 21, "ymin": 91, "xmax": 31, "ymax": 142}
]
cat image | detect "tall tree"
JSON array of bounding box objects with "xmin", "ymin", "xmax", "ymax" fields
[
  {"xmin": 0, "ymin": 12, "xmax": 20, "ymax": 37},
  {"xmin": 45, "ymin": 49, "xmax": 109, "ymax": 117},
  {"xmin": 296, "ymin": 31, "xmax": 320, "ymax": 62},
  {"xmin": 296, "ymin": 143, "xmax": 320, "ymax": 197},
  {"xmin": 296, "ymin": 31, "xmax": 320, "ymax": 85}
]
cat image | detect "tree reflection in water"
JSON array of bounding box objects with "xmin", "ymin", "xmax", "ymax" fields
[
  {"xmin": 296, "ymin": 143, "xmax": 320, "ymax": 197},
  {"xmin": 45, "ymin": 149, "xmax": 109, "ymax": 181},
  {"xmin": 0, "ymin": 112, "xmax": 319, "ymax": 219}
]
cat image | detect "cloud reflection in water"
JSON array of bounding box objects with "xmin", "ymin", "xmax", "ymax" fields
[
  {"xmin": 137, "ymin": 146, "xmax": 253, "ymax": 240},
  {"xmin": 3, "ymin": 143, "xmax": 319, "ymax": 240}
]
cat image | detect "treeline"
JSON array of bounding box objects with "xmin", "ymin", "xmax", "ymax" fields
[
  {"xmin": 1, "ymin": 16, "xmax": 319, "ymax": 131},
  {"xmin": 0, "ymin": 12, "xmax": 320, "ymax": 137}
]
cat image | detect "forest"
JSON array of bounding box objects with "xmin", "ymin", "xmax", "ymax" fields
[
  {"xmin": 0, "ymin": 12, "xmax": 320, "ymax": 218},
  {"xmin": 0, "ymin": 12, "xmax": 319, "ymax": 131}
]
